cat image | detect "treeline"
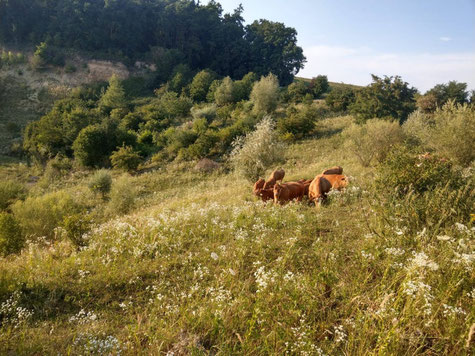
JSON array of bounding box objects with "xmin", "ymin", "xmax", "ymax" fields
[{"xmin": 0, "ymin": 0, "xmax": 305, "ymax": 84}]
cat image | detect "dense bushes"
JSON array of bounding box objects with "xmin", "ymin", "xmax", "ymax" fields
[
  {"xmin": 325, "ymin": 86, "xmax": 357, "ymax": 112},
  {"xmin": 88, "ymin": 170, "xmax": 112, "ymax": 199},
  {"xmin": 11, "ymin": 191, "xmax": 81, "ymax": 240},
  {"xmin": 0, "ymin": 181, "xmax": 26, "ymax": 211},
  {"xmin": 110, "ymin": 146, "xmax": 142, "ymax": 171},
  {"xmin": 278, "ymin": 104, "xmax": 317, "ymax": 141},
  {"xmin": 403, "ymin": 102, "xmax": 475, "ymax": 166},
  {"xmin": 342, "ymin": 119, "xmax": 405, "ymax": 167},
  {"xmin": 0, "ymin": 213, "xmax": 24, "ymax": 256},
  {"xmin": 230, "ymin": 116, "xmax": 285, "ymax": 181},
  {"xmin": 350, "ymin": 75, "xmax": 417, "ymax": 124}
]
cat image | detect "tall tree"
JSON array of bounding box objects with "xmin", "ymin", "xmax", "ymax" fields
[{"xmin": 246, "ymin": 19, "xmax": 306, "ymax": 85}]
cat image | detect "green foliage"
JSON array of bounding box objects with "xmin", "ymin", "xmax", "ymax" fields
[
  {"xmin": 350, "ymin": 75, "xmax": 417, "ymax": 124},
  {"xmin": 98, "ymin": 75, "xmax": 127, "ymax": 112},
  {"xmin": 108, "ymin": 175, "xmax": 138, "ymax": 215},
  {"xmin": 233, "ymin": 72, "xmax": 258, "ymax": 102},
  {"xmin": 286, "ymin": 81, "xmax": 308, "ymax": 103},
  {"xmin": 425, "ymin": 81, "xmax": 469, "ymax": 108},
  {"xmin": 189, "ymin": 70, "xmax": 216, "ymax": 102},
  {"xmin": 0, "ymin": 180, "xmax": 26, "ymax": 211},
  {"xmin": 246, "ymin": 19, "xmax": 306, "ymax": 85},
  {"xmin": 230, "ymin": 116, "xmax": 286, "ymax": 181},
  {"xmin": 0, "ymin": 212, "xmax": 24, "ymax": 256},
  {"xmin": 31, "ymin": 42, "xmax": 64, "ymax": 70},
  {"xmin": 64, "ymin": 63, "xmax": 76, "ymax": 73},
  {"xmin": 0, "ymin": 50, "xmax": 26, "ymax": 67},
  {"xmin": 278, "ymin": 104, "xmax": 317, "ymax": 141},
  {"xmin": 342, "ymin": 119, "xmax": 405, "ymax": 167},
  {"xmin": 191, "ymin": 104, "xmax": 217, "ymax": 122},
  {"xmin": 325, "ymin": 86, "xmax": 357, "ymax": 112},
  {"xmin": 62, "ymin": 213, "xmax": 93, "ymax": 249},
  {"xmin": 110, "ymin": 146, "xmax": 142, "ymax": 172},
  {"xmin": 250, "ymin": 74, "xmax": 280, "ymax": 115},
  {"xmin": 11, "ymin": 190, "xmax": 80, "ymax": 240},
  {"xmin": 309, "ymin": 75, "xmax": 329, "ymax": 98},
  {"xmin": 403, "ymin": 102, "xmax": 475, "ymax": 166},
  {"xmin": 214, "ymin": 77, "xmax": 236, "ymax": 106},
  {"xmin": 73, "ymin": 125, "xmax": 111, "ymax": 167},
  {"xmin": 88, "ymin": 170, "xmax": 112, "ymax": 199}
]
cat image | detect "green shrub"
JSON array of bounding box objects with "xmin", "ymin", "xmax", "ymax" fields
[
  {"xmin": 250, "ymin": 74, "xmax": 280, "ymax": 115},
  {"xmin": 0, "ymin": 181, "xmax": 26, "ymax": 211},
  {"xmin": 230, "ymin": 116, "xmax": 286, "ymax": 181},
  {"xmin": 108, "ymin": 175, "xmax": 138, "ymax": 215},
  {"xmin": 11, "ymin": 191, "xmax": 80, "ymax": 240},
  {"xmin": 214, "ymin": 77, "xmax": 236, "ymax": 106},
  {"xmin": 286, "ymin": 81, "xmax": 308, "ymax": 103},
  {"xmin": 88, "ymin": 170, "xmax": 112, "ymax": 198},
  {"xmin": 375, "ymin": 146, "xmax": 460, "ymax": 197},
  {"xmin": 0, "ymin": 213, "xmax": 24, "ymax": 256},
  {"xmin": 325, "ymin": 86, "xmax": 357, "ymax": 112},
  {"xmin": 110, "ymin": 146, "xmax": 142, "ymax": 171},
  {"xmin": 403, "ymin": 102, "xmax": 475, "ymax": 166},
  {"xmin": 309, "ymin": 75, "xmax": 329, "ymax": 98},
  {"xmin": 62, "ymin": 213, "xmax": 93, "ymax": 249},
  {"xmin": 191, "ymin": 104, "xmax": 217, "ymax": 122},
  {"xmin": 73, "ymin": 125, "xmax": 110, "ymax": 167},
  {"xmin": 277, "ymin": 104, "xmax": 316, "ymax": 141},
  {"xmin": 342, "ymin": 119, "xmax": 405, "ymax": 167},
  {"xmin": 189, "ymin": 70, "xmax": 216, "ymax": 102},
  {"xmin": 372, "ymin": 147, "xmax": 473, "ymax": 235},
  {"xmin": 41, "ymin": 155, "xmax": 73, "ymax": 185}
]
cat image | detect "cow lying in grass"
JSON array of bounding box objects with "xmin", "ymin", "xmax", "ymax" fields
[{"xmin": 253, "ymin": 178, "xmax": 274, "ymax": 202}]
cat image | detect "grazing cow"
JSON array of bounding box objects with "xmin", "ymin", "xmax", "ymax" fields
[
  {"xmin": 273, "ymin": 181, "xmax": 306, "ymax": 205},
  {"xmin": 256, "ymin": 188, "xmax": 274, "ymax": 202},
  {"xmin": 263, "ymin": 168, "xmax": 285, "ymax": 189},
  {"xmin": 297, "ymin": 179, "xmax": 313, "ymax": 196},
  {"xmin": 308, "ymin": 174, "xmax": 348, "ymax": 206},
  {"xmin": 253, "ymin": 178, "xmax": 265, "ymax": 195},
  {"xmin": 322, "ymin": 166, "xmax": 343, "ymax": 175}
]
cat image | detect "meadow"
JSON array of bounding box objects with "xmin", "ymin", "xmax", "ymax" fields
[{"xmin": 0, "ymin": 113, "xmax": 473, "ymax": 355}]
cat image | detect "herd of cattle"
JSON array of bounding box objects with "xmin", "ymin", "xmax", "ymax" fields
[{"xmin": 253, "ymin": 167, "xmax": 349, "ymax": 206}]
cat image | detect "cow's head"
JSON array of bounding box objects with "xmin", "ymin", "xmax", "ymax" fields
[
  {"xmin": 273, "ymin": 183, "xmax": 283, "ymax": 200},
  {"xmin": 333, "ymin": 175, "xmax": 349, "ymax": 190},
  {"xmin": 253, "ymin": 178, "xmax": 265, "ymax": 192}
]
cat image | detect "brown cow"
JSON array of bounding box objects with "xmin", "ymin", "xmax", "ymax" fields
[
  {"xmin": 308, "ymin": 174, "xmax": 348, "ymax": 206},
  {"xmin": 298, "ymin": 179, "xmax": 313, "ymax": 196},
  {"xmin": 273, "ymin": 181, "xmax": 306, "ymax": 205},
  {"xmin": 322, "ymin": 166, "xmax": 343, "ymax": 175},
  {"xmin": 253, "ymin": 178, "xmax": 265, "ymax": 195},
  {"xmin": 256, "ymin": 188, "xmax": 274, "ymax": 202},
  {"xmin": 263, "ymin": 168, "xmax": 285, "ymax": 189}
]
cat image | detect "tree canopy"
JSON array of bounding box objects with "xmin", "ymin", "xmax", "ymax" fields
[{"xmin": 0, "ymin": 0, "xmax": 305, "ymax": 83}]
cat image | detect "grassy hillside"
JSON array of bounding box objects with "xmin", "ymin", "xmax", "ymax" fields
[{"xmin": 0, "ymin": 115, "xmax": 473, "ymax": 355}]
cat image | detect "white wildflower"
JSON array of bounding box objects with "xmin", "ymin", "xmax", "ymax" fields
[
  {"xmin": 210, "ymin": 252, "xmax": 219, "ymax": 261},
  {"xmin": 437, "ymin": 235, "xmax": 452, "ymax": 241},
  {"xmin": 409, "ymin": 252, "xmax": 439, "ymax": 271}
]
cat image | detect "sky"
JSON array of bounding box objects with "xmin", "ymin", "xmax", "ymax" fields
[{"xmin": 207, "ymin": 0, "xmax": 475, "ymax": 92}]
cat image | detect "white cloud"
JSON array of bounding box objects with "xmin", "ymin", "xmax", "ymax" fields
[
  {"xmin": 299, "ymin": 45, "xmax": 475, "ymax": 92},
  {"xmin": 439, "ymin": 36, "xmax": 452, "ymax": 42}
]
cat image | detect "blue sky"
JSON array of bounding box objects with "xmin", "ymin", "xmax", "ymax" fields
[{"xmin": 208, "ymin": 0, "xmax": 475, "ymax": 91}]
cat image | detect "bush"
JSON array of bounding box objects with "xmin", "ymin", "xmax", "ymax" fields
[
  {"xmin": 342, "ymin": 119, "xmax": 405, "ymax": 167},
  {"xmin": 0, "ymin": 181, "xmax": 26, "ymax": 211},
  {"xmin": 286, "ymin": 81, "xmax": 308, "ymax": 103},
  {"xmin": 230, "ymin": 116, "xmax": 286, "ymax": 181},
  {"xmin": 108, "ymin": 175, "xmax": 138, "ymax": 215},
  {"xmin": 349, "ymin": 75, "xmax": 417, "ymax": 124},
  {"xmin": 11, "ymin": 191, "xmax": 80, "ymax": 240},
  {"xmin": 88, "ymin": 170, "xmax": 112, "ymax": 199},
  {"xmin": 372, "ymin": 147, "xmax": 473, "ymax": 235},
  {"xmin": 189, "ymin": 70, "xmax": 216, "ymax": 102},
  {"xmin": 73, "ymin": 125, "xmax": 110, "ymax": 167},
  {"xmin": 403, "ymin": 102, "xmax": 475, "ymax": 166},
  {"xmin": 62, "ymin": 213, "xmax": 93, "ymax": 249},
  {"xmin": 0, "ymin": 213, "xmax": 24, "ymax": 256},
  {"xmin": 250, "ymin": 74, "xmax": 280, "ymax": 115},
  {"xmin": 278, "ymin": 104, "xmax": 316, "ymax": 141},
  {"xmin": 309, "ymin": 75, "xmax": 329, "ymax": 98},
  {"xmin": 325, "ymin": 86, "xmax": 357, "ymax": 112},
  {"xmin": 110, "ymin": 146, "xmax": 142, "ymax": 171},
  {"xmin": 191, "ymin": 104, "xmax": 217, "ymax": 122},
  {"xmin": 214, "ymin": 77, "xmax": 236, "ymax": 106}
]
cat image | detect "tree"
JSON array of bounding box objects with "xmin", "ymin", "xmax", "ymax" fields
[
  {"xmin": 246, "ymin": 20, "xmax": 306, "ymax": 85},
  {"xmin": 309, "ymin": 75, "xmax": 329, "ymax": 98},
  {"xmin": 99, "ymin": 74, "xmax": 127, "ymax": 112},
  {"xmin": 234, "ymin": 72, "xmax": 258, "ymax": 102},
  {"xmin": 189, "ymin": 70, "xmax": 216, "ymax": 102},
  {"xmin": 214, "ymin": 76, "xmax": 236, "ymax": 106},
  {"xmin": 350, "ymin": 75, "xmax": 417, "ymax": 124},
  {"xmin": 110, "ymin": 145, "xmax": 142, "ymax": 171},
  {"xmin": 424, "ymin": 81, "xmax": 469, "ymax": 109},
  {"xmin": 73, "ymin": 125, "xmax": 111, "ymax": 167},
  {"xmin": 325, "ymin": 86, "xmax": 357, "ymax": 112},
  {"xmin": 286, "ymin": 81, "xmax": 308, "ymax": 103},
  {"xmin": 250, "ymin": 74, "xmax": 280, "ymax": 115}
]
